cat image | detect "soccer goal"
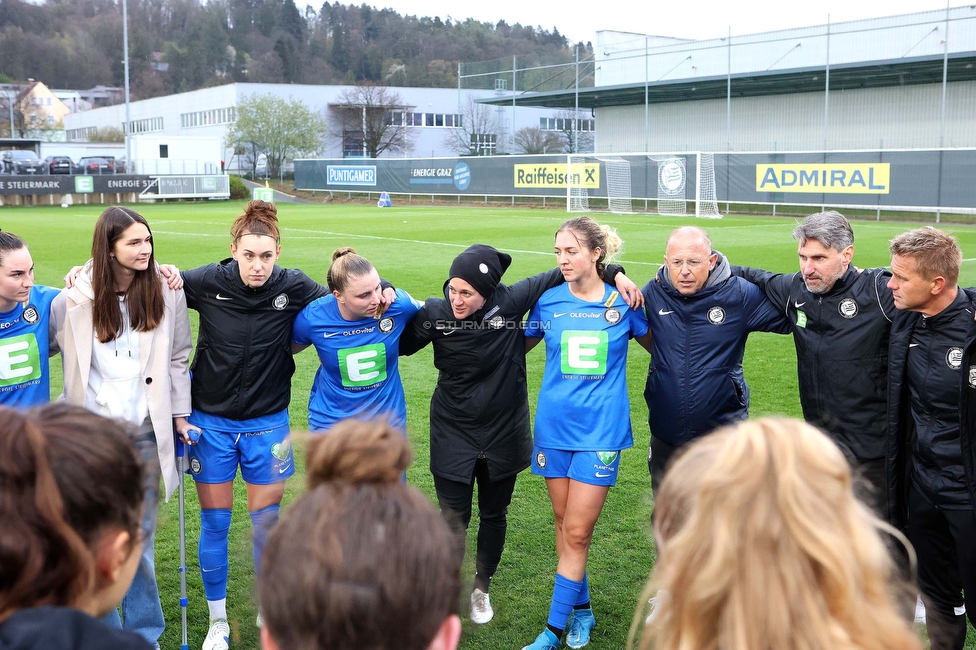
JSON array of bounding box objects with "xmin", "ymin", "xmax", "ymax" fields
[{"xmin": 567, "ymin": 152, "xmax": 720, "ymax": 218}]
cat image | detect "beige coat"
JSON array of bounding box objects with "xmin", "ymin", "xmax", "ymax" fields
[{"xmin": 50, "ymin": 267, "xmax": 192, "ymax": 500}]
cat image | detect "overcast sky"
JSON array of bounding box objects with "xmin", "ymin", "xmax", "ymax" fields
[{"xmin": 355, "ymin": 0, "xmax": 956, "ymax": 43}]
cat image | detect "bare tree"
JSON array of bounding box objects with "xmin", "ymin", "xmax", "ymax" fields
[
  {"xmin": 513, "ymin": 126, "xmax": 563, "ymax": 154},
  {"xmin": 328, "ymin": 84, "xmax": 412, "ymax": 158},
  {"xmin": 443, "ymin": 96, "xmax": 501, "ymax": 156},
  {"xmin": 554, "ymin": 109, "xmax": 595, "ymax": 154}
]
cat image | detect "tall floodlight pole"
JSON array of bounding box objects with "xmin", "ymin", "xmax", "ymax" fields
[
  {"xmin": 574, "ymin": 45, "xmax": 579, "ymax": 155},
  {"xmin": 123, "ymin": 0, "xmax": 131, "ymax": 169},
  {"xmin": 940, "ymin": 0, "xmax": 950, "ymax": 148}
]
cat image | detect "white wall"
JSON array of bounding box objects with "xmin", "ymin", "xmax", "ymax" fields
[{"xmin": 596, "ymin": 80, "xmax": 976, "ymax": 153}]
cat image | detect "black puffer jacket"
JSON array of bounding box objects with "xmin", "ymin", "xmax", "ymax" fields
[
  {"xmin": 885, "ymin": 288, "xmax": 976, "ymax": 529},
  {"xmin": 182, "ymin": 259, "xmax": 327, "ymax": 420},
  {"xmin": 732, "ymin": 265, "xmax": 896, "ymax": 460}
]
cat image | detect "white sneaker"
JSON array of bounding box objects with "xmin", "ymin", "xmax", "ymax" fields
[
  {"xmin": 202, "ymin": 618, "xmax": 230, "ymax": 650},
  {"xmin": 470, "ymin": 588, "xmax": 494, "ymax": 624}
]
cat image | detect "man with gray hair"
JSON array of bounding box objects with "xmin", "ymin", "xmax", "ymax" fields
[
  {"xmin": 643, "ymin": 226, "xmax": 789, "ymax": 496},
  {"xmin": 885, "ymin": 226, "xmax": 975, "ymax": 650},
  {"xmin": 733, "ymin": 210, "xmax": 896, "ymax": 517}
]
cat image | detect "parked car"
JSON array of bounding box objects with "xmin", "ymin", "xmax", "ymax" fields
[
  {"xmin": 43, "ymin": 155, "xmax": 74, "ymax": 175},
  {"xmin": 2, "ymin": 150, "xmax": 44, "ymax": 175},
  {"xmin": 115, "ymin": 156, "xmax": 127, "ymax": 174},
  {"xmin": 76, "ymin": 156, "xmax": 114, "ymax": 174}
]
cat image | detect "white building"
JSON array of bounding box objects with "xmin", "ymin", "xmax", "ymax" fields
[
  {"xmin": 63, "ymin": 82, "xmax": 574, "ymax": 170},
  {"xmin": 479, "ymin": 6, "xmax": 976, "ymax": 153}
]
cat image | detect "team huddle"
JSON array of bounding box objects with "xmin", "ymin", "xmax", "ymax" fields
[{"xmin": 0, "ymin": 203, "xmax": 973, "ymax": 650}]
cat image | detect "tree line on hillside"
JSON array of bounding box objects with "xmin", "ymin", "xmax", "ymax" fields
[{"xmin": 0, "ymin": 0, "xmax": 593, "ymax": 99}]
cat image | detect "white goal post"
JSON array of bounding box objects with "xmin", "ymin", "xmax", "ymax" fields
[{"xmin": 567, "ymin": 152, "xmax": 720, "ymax": 218}]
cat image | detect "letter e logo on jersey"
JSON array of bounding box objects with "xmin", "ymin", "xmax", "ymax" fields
[
  {"xmin": 560, "ymin": 330, "xmax": 608, "ymax": 375},
  {"xmin": 0, "ymin": 334, "xmax": 41, "ymax": 387},
  {"xmin": 946, "ymin": 347, "xmax": 963, "ymax": 369},
  {"xmin": 338, "ymin": 343, "xmax": 388, "ymax": 387},
  {"xmin": 838, "ymin": 298, "xmax": 858, "ymax": 319}
]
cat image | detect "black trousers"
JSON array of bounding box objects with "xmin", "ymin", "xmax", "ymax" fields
[
  {"xmin": 851, "ymin": 456, "xmax": 888, "ymax": 521},
  {"xmin": 908, "ymin": 485, "xmax": 976, "ymax": 650},
  {"xmin": 648, "ymin": 436, "xmax": 680, "ymax": 501},
  {"xmin": 432, "ymin": 459, "xmax": 518, "ymax": 593}
]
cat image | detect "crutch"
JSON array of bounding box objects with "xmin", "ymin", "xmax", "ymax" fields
[{"xmin": 175, "ymin": 429, "xmax": 199, "ymax": 650}]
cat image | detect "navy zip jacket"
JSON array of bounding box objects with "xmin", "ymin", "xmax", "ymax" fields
[{"xmin": 643, "ymin": 253, "xmax": 790, "ymax": 447}]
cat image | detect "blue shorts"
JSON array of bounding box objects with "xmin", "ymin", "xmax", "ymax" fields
[
  {"xmin": 531, "ymin": 445, "xmax": 622, "ymax": 487},
  {"xmin": 186, "ymin": 410, "xmax": 294, "ymax": 485}
]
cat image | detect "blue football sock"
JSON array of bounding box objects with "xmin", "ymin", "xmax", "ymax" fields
[
  {"xmin": 249, "ymin": 504, "xmax": 280, "ymax": 578},
  {"xmin": 574, "ymin": 572, "xmax": 590, "ymax": 608},
  {"xmin": 198, "ymin": 509, "xmax": 232, "ymax": 601},
  {"xmin": 546, "ymin": 573, "xmax": 583, "ymax": 634}
]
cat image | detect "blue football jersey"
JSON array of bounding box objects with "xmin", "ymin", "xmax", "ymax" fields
[
  {"xmin": 293, "ymin": 288, "xmax": 421, "ymax": 432},
  {"xmin": 526, "ymin": 283, "xmax": 647, "ymax": 451},
  {"xmin": 0, "ymin": 285, "xmax": 59, "ymax": 409}
]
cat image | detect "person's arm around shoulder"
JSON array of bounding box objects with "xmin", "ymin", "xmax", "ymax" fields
[
  {"xmin": 869, "ymin": 267, "xmax": 896, "ymax": 321},
  {"xmin": 730, "ymin": 264, "xmax": 793, "ymax": 312},
  {"xmin": 524, "ymin": 295, "xmax": 547, "ymax": 354},
  {"xmin": 167, "ymin": 286, "xmax": 195, "ymax": 443},
  {"xmin": 741, "ymin": 279, "xmax": 792, "ymax": 334},
  {"xmin": 628, "ymin": 298, "xmax": 652, "ymax": 353},
  {"xmin": 48, "ymin": 288, "xmax": 68, "ymax": 355},
  {"xmin": 291, "ymin": 300, "xmax": 316, "ymax": 355},
  {"xmin": 400, "ymin": 300, "xmax": 435, "ymax": 356}
]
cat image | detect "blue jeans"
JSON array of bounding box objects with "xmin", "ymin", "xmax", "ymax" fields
[{"xmin": 103, "ymin": 424, "xmax": 165, "ymax": 648}]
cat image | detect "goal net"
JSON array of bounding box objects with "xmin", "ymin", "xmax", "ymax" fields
[{"xmin": 567, "ymin": 152, "xmax": 720, "ymax": 218}]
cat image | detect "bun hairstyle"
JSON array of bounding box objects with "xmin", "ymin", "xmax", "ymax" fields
[
  {"xmin": 0, "ymin": 229, "xmax": 27, "ymax": 265},
  {"xmin": 231, "ymin": 200, "xmax": 280, "ymax": 244},
  {"xmin": 0, "ymin": 404, "xmax": 145, "ymax": 622},
  {"xmin": 260, "ymin": 419, "xmax": 461, "ymax": 650},
  {"xmin": 556, "ymin": 216, "xmax": 622, "ymax": 279},
  {"xmin": 91, "ymin": 206, "xmax": 164, "ymax": 343},
  {"xmin": 327, "ymin": 247, "xmax": 374, "ymax": 293},
  {"xmin": 631, "ymin": 418, "xmax": 919, "ymax": 650}
]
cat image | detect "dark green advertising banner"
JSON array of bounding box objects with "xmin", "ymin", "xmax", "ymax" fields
[{"xmin": 296, "ymin": 150, "xmax": 976, "ymax": 210}]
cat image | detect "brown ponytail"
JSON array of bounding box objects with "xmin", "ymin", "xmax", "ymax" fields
[
  {"xmin": 326, "ymin": 247, "xmax": 374, "ymax": 293},
  {"xmin": 231, "ymin": 200, "xmax": 281, "ymax": 243}
]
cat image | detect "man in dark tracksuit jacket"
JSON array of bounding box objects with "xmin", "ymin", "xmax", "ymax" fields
[
  {"xmin": 732, "ymin": 210, "xmax": 896, "ymax": 517},
  {"xmin": 643, "ymin": 226, "xmax": 790, "ymax": 496},
  {"xmin": 885, "ymin": 227, "xmax": 976, "ymax": 650}
]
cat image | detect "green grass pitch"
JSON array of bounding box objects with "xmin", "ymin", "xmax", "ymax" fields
[{"xmin": 3, "ymin": 202, "xmax": 975, "ymax": 650}]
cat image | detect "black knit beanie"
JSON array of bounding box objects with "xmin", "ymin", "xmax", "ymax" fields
[{"xmin": 448, "ymin": 244, "xmax": 512, "ymax": 300}]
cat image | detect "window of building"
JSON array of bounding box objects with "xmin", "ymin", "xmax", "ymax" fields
[
  {"xmin": 180, "ymin": 107, "xmax": 237, "ymax": 129},
  {"xmin": 540, "ymin": 117, "xmax": 595, "ymax": 132},
  {"xmin": 123, "ymin": 117, "xmax": 164, "ymax": 134},
  {"xmin": 342, "ymin": 130, "xmax": 365, "ymax": 157},
  {"xmin": 495, "ymin": 79, "xmax": 507, "ymax": 91},
  {"xmin": 66, "ymin": 126, "xmax": 99, "ymax": 141},
  {"xmin": 470, "ymin": 133, "xmax": 497, "ymax": 156}
]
